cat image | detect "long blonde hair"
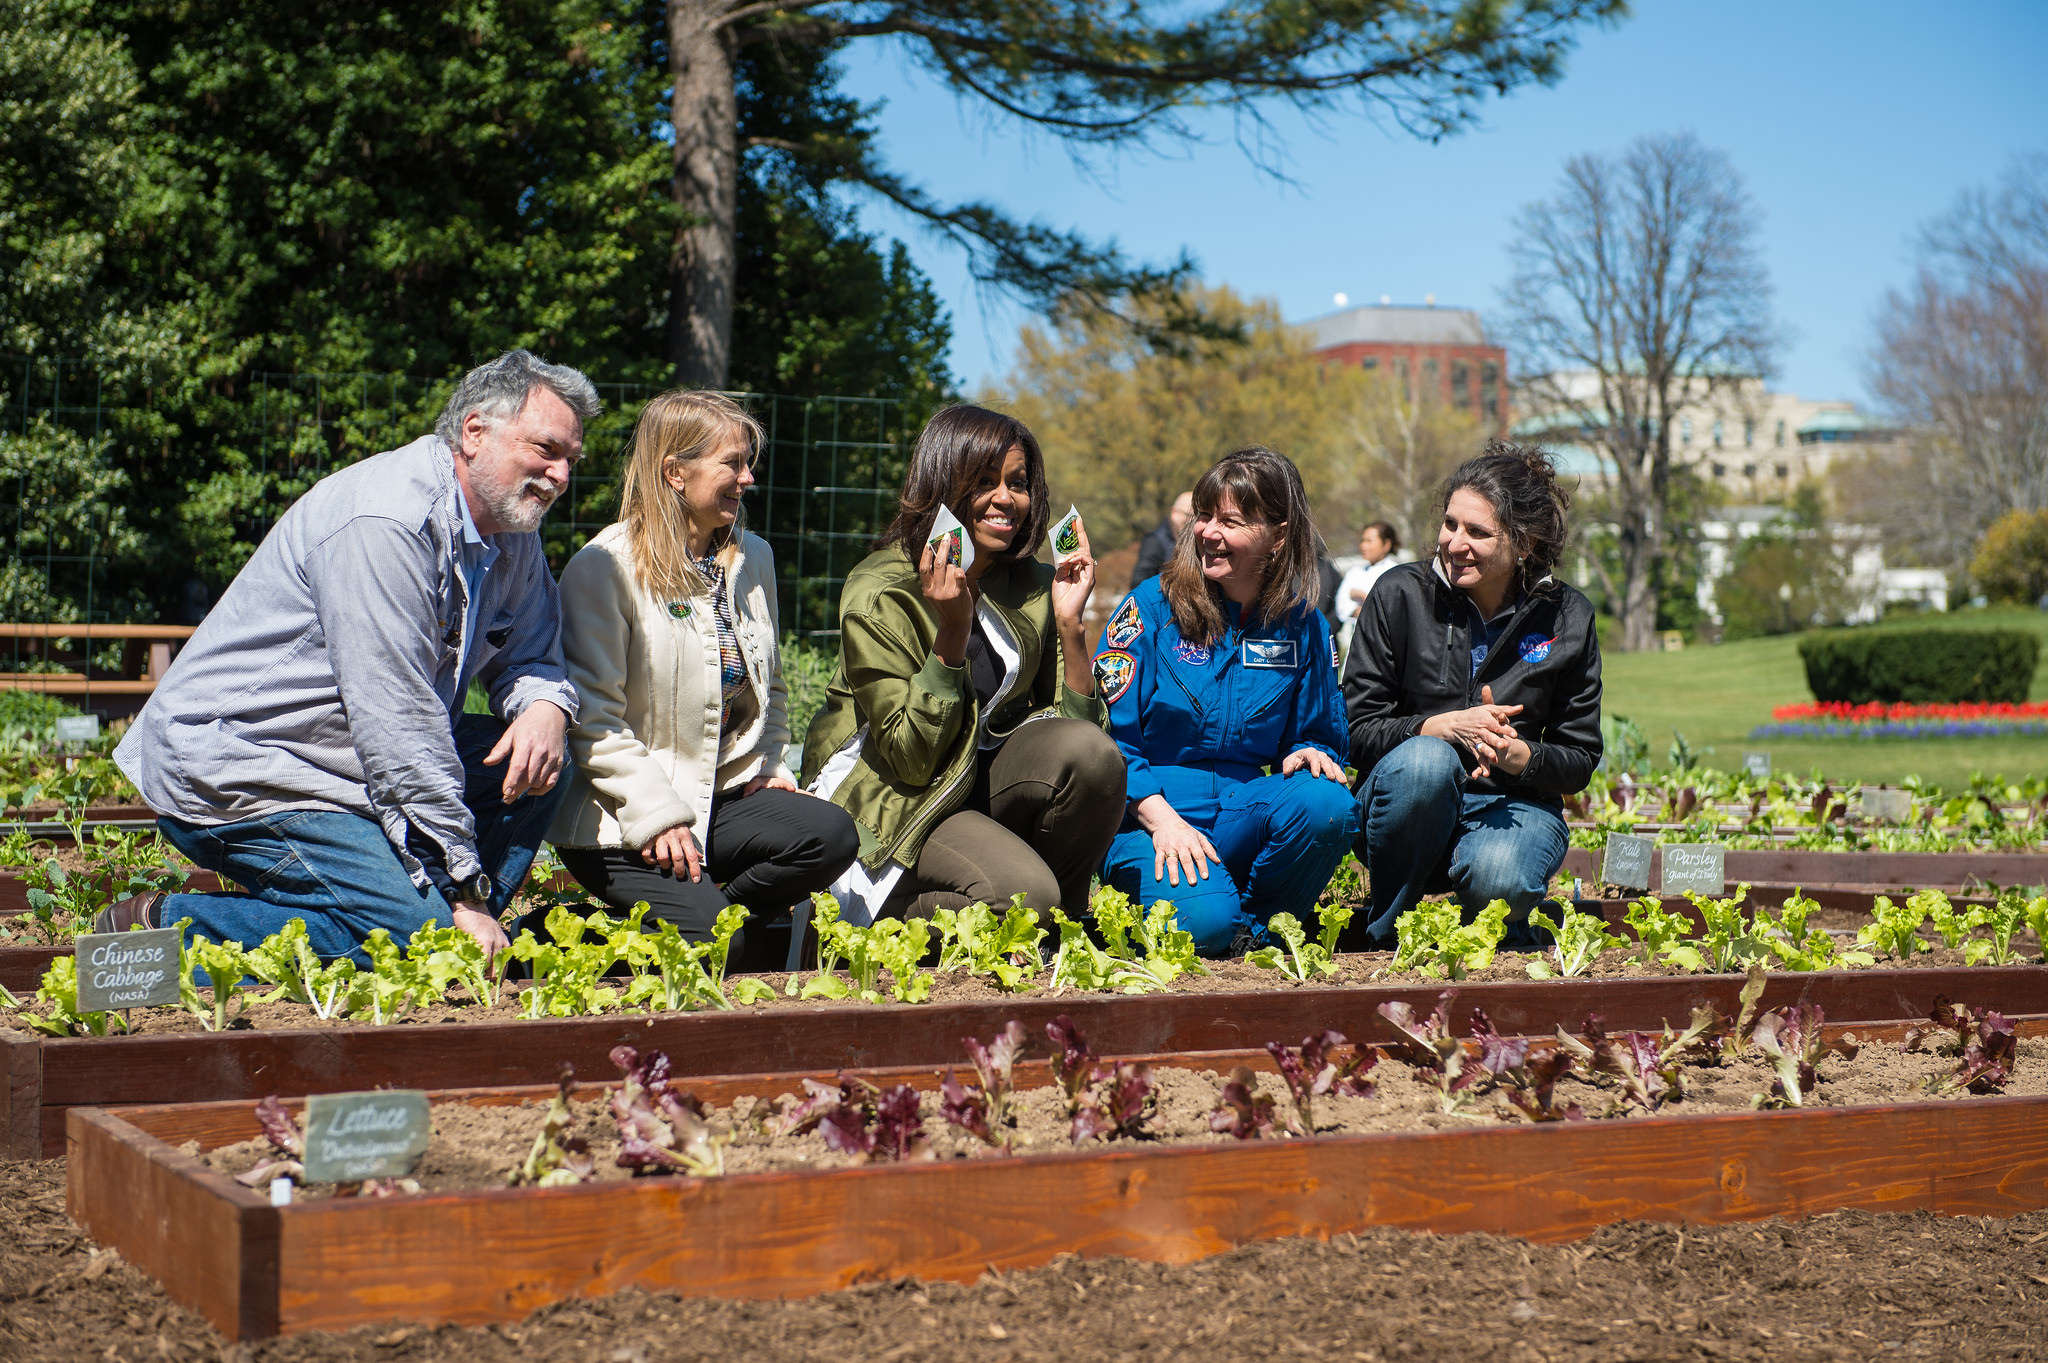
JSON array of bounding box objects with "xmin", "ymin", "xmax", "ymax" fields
[{"xmin": 619, "ymin": 390, "xmax": 764, "ymax": 604}]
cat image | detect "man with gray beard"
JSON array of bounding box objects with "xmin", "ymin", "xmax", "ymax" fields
[{"xmin": 107, "ymin": 350, "xmax": 592, "ymax": 965}]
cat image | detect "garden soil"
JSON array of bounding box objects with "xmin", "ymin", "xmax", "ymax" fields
[
  {"xmin": 5, "ymin": 1155, "xmax": 2047, "ymax": 1362},
  {"xmin": 195, "ymin": 1038, "xmax": 2048, "ymax": 1195}
]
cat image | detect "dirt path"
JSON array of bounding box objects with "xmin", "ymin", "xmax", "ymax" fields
[{"xmin": 5, "ymin": 1158, "xmax": 2046, "ymax": 1362}]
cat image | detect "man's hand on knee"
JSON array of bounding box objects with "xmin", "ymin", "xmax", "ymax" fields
[
  {"xmin": 487, "ymin": 700, "xmax": 568, "ymax": 801},
  {"xmin": 452, "ymin": 902, "xmax": 510, "ymax": 961}
]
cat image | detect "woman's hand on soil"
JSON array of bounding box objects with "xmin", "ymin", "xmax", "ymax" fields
[
  {"xmin": 642, "ymin": 823, "xmax": 703, "ymax": 881},
  {"xmin": 451, "ymin": 904, "xmax": 510, "ymax": 962},
  {"xmin": 918, "ymin": 540, "xmax": 974, "ymax": 665},
  {"xmin": 1281, "ymin": 747, "xmax": 1348, "ymax": 782}
]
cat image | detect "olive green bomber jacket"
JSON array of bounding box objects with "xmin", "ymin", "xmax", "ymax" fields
[{"xmin": 799, "ymin": 546, "xmax": 1109, "ymax": 873}]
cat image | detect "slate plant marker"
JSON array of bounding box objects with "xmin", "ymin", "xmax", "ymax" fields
[
  {"xmin": 1659, "ymin": 844, "xmax": 1726, "ymax": 897},
  {"xmin": 1743, "ymin": 751, "xmax": 1770, "ymax": 781},
  {"xmin": 1862, "ymin": 786, "xmax": 1913, "ymax": 824},
  {"xmin": 301, "ymin": 1091, "xmax": 432, "ymax": 1183},
  {"xmin": 1601, "ymin": 833, "xmax": 1655, "ymax": 892},
  {"xmin": 75, "ymin": 927, "xmax": 182, "ymax": 1012},
  {"xmin": 54, "ymin": 714, "xmax": 101, "ymax": 745}
]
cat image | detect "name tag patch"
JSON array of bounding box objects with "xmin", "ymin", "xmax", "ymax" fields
[{"xmin": 1241, "ymin": 638, "xmax": 1296, "ymax": 670}]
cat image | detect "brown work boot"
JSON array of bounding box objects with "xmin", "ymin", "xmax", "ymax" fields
[{"xmin": 92, "ymin": 890, "xmax": 166, "ymax": 935}]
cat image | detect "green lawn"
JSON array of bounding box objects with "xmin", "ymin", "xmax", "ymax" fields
[{"xmin": 1601, "ymin": 608, "xmax": 2048, "ymax": 789}]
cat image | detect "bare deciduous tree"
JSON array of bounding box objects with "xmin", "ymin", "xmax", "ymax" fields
[
  {"xmin": 1861, "ymin": 153, "xmax": 2048, "ymax": 576},
  {"xmin": 1501, "ymin": 131, "xmax": 1780, "ymax": 652},
  {"xmin": 1338, "ymin": 373, "xmax": 1483, "ymax": 555}
]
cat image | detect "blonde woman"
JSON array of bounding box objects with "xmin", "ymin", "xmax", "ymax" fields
[{"xmin": 546, "ymin": 392, "xmax": 858, "ymax": 967}]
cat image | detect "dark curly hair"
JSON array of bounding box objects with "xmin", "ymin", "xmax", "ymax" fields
[{"xmin": 1438, "ymin": 439, "xmax": 1573, "ymax": 586}]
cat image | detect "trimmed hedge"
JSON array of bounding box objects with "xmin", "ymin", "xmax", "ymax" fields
[{"xmin": 1797, "ymin": 628, "xmax": 2040, "ymax": 704}]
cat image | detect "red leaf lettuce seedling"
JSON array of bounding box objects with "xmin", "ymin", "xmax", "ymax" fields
[
  {"xmin": 1264, "ymin": 1030, "xmax": 1376, "ymax": 1134},
  {"xmin": 1045, "ymin": 1014, "xmax": 1155, "ymax": 1143},
  {"xmin": 1750, "ymin": 1001, "xmax": 1856, "ymax": 1109},
  {"xmin": 775, "ymin": 1072, "xmax": 932, "ymax": 1161},
  {"xmin": 233, "ymin": 1095, "xmax": 306, "ymax": 1188},
  {"xmin": 509, "ymin": 1064, "xmax": 597, "ymax": 1186},
  {"xmin": 609, "ymin": 1045, "xmax": 730, "ymax": 1176},
  {"xmin": 942, "ymin": 1021, "xmax": 1027, "ymax": 1150},
  {"xmin": 1904, "ymin": 996, "xmax": 2019, "ymax": 1096},
  {"xmin": 1208, "ymin": 1067, "xmax": 1282, "ymax": 1139},
  {"xmin": 1377, "ymin": 992, "xmax": 1484, "ymax": 1112}
]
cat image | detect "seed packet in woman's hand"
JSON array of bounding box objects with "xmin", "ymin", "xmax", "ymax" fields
[
  {"xmin": 928, "ymin": 504, "xmax": 974, "ymax": 572},
  {"xmin": 1049, "ymin": 505, "xmax": 1085, "ymax": 564}
]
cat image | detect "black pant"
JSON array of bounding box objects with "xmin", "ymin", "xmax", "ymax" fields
[{"xmin": 554, "ymin": 788, "xmax": 859, "ymax": 972}]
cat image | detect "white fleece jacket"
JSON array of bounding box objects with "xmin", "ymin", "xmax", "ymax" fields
[{"xmin": 547, "ymin": 522, "xmax": 795, "ymax": 850}]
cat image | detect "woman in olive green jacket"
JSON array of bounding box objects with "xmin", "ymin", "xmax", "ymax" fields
[{"xmin": 801, "ymin": 405, "xmax": 1125, "ymax": 922}]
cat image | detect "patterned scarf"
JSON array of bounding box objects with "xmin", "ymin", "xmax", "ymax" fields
[{"xmin": 695, "ymin": 554, "xmax": 748, "ymax": 733}]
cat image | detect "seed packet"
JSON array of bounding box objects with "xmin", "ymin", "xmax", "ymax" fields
[
  {"xmin": 927, "ymin": 504, "xmax": 974, "ymax": 572},
  {"xmin": 1048, "ymin": 505, "xmax": 1085, "ymax": 564}
]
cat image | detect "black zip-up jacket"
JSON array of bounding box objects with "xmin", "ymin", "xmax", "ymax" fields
[{"xmin": 1341, "ymin": 560, "xmax": 1602, "ymax": 796}]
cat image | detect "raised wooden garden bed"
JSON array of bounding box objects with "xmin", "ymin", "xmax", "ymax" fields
[
  {"xmin": 68, "ymin": 1064, "xmax": 2048, "ymax": 1340},
  {"xmin": 12, "ymin": 965, "xmax": 2048, "ymax": 1159},
  {"xmin": 1562, "ymin": 847, "xmax": 2048, "ymax": 891}
]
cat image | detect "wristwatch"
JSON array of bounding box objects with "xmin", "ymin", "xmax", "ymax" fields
[{"xmin": 452, "ymin": 872, "xmax": 493, "ymax": 905}]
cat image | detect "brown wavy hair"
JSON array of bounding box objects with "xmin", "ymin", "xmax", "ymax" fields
[
  {"xmin": 1438, "ymin": 439, "xmax": 1573, "ymax": 590},
  {"xmin": 875, "ymin": 405, "xmax": 1051, "ymax": 565},
  {"xmin": 1158, "ymin": 446, "xmax": 1323, "ymax": 647}
]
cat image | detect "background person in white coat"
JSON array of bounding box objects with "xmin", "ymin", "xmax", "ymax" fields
[{"xmin": 1336, "ymin": 521, "xmax": 1403, "ymax": 660}]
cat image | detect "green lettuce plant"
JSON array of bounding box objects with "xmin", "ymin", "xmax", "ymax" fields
[
  {"xmin": 243, "ymin": 918, "xmax": 359, "ymax": 1018},
  {"xmin": 1392, "ymin": 899, "xmax": 1508, "ymax": 980},
  {"xmin": 25, "ymin": 955, "xmax": 129, "ymax": 1037},
  {"xmin": 1622, "ymin": 895, "xmax": 1704, "ymax": 972},
  {"xmin": 799, "ymin": 894, "xmax": 932, "ymax": 1003},
  {"xmin": 1089, "ymin": 886, "xmax": 1205, "ymax": 987},
  {"xmin": 1524, "ymin": 900, "xmax": 1625, "ymax": 979},
  {"xmin": 1045, "ymin": 908, "xmax": 1166, "ymax": 994},
  {"xmin": 1687, "ymin": 885, "xmax": 1772, "ymax": 974},
  {"xmin": 1752, "ymin": 892, "xmax": 1873, "ymax": 972},
  {"xmin": 930, "ymin": 894, "xmax": 1046, "ymax": 991},
  {"xmin": 1858, "ymin": 894, "xmax": 1931, "ymax": 961}
]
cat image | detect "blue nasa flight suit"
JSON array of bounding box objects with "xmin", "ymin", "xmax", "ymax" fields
[{"xmin": 1094, "ymin": 577, "xmax": 1358, "ymax": 954}]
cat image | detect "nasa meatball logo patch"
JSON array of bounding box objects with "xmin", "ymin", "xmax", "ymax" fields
[
  {"xmin": 1094, "ymin": 649, "xmax": 1137, "ymax": 702},
  {"xmin": 1173, "ymin": 640, "xmax": 1211, "ymax": 666},
  {"xmin": 1517, "ymin": 633, "xmax": 1557, "ymax": 665},
  {"xmin": 1105, "ymin": 597, "xmax": 1144, "ymax": 649}
]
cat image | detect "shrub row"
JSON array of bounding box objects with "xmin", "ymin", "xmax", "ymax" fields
[{"xmin": 1798, "ymin": 628, "xmax": 2039, "ymax": 704}]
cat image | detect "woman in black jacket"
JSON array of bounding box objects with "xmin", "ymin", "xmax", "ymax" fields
[{"xmin": 1340, "ymin": 441, "xmax": 1602, "ymax": 948}]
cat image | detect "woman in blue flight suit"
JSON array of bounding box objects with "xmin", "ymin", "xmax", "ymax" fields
[{"xmin": 1094, "ymin": 446, "xmax": 1357, "ymax": 955}]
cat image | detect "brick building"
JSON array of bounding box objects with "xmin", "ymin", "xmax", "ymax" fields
[{"xmin": 1300, "ymin": 301, "xmax": 1509, "ymax": 432}]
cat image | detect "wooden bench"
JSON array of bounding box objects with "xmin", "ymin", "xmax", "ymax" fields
[{"xmin": 0, "ymin": 623, "xmax": 195, "ymax": 697}]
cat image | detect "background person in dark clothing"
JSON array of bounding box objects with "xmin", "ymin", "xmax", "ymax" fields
[
  {"xmin": 1340, "ymin": 441, "xmax": 1602, "ymax": 949},
  {"xmin": 1130, "ymin": 491, "xmax": 1194, "ymax": 588}
]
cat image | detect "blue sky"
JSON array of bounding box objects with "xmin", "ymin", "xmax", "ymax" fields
[{"xmin": 833, "ymin": 0, "xmax": 2048, "ymax": 406}]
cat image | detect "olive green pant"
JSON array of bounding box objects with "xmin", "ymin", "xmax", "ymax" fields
[{"xmin": 892, "ymin": 717, "xmax": 1125, "ymax": 919}]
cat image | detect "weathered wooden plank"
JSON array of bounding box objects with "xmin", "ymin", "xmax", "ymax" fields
[
  {"xmin": 23, "ymin": 967, "xmax": 2048, "ymax": 1158},
  {"xmin": 1, "ymin": 1025, "xmax": 39, "ymax": 1158},
  {"xmin": 0, "ymin": 945, "xmax": 68, "ymax": 992},
  {"xmin": 74, "ymin": 1086, "xmax": 2048, "ymax": 1339},
  {"xmin": 66, "ymin": 1107, "xmax": 278, "ymax": 1339}
]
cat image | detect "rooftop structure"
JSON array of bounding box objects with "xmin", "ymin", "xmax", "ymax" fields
[{"xmin": 1300, "ymin": 301, "xmax": 1508, "ymax": 433}]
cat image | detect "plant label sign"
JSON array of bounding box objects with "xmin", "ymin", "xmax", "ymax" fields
[
  {"xmin": 54, "ymin": 714, "xmax": 101, "ymax": 744},
  {"xmin": 1659, "ymin": 844, "xmax": 1726, "ymax": 897},
  {"xmin": 1862, "ymin": 786, "xmax": 1912, "ymax": 823},
  {"xmin": 302, "ymin": 1091, "xmax": 431, "ymax": 1183},
  {"xmin": 74, "ymin": 928, "xmax": 182, "ymax": 1011},
  {"xmin": 1743, "ymin": 750, "xmax": 1770, "ymax": 781},
  {"xmin": 1601, "ymin": 833, "xmax": 1654, "ymax": 891}
]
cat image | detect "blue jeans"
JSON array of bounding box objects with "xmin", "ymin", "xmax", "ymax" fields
[
  {"xmin": 155, "ymin": 714, "xmax": 568, "ymax": 965},
  {"xmin": 1102, "ymin": 770, "xmax": 1357, "ymax": 955},
  {"xmin": 1353, "ymin": 735, "xmax": 1568, "ymax": 948}
]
